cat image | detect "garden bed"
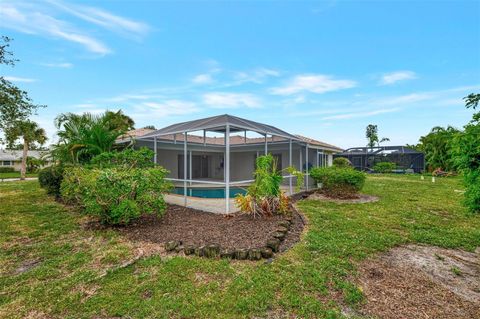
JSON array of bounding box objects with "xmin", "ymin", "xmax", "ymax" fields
[{"xmin": 115, "ymin": 204, "xmax": 305, "ymax": 259}]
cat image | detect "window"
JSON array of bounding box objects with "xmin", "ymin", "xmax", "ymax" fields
[{"xmin": 2, "ymin": 161, "xmax": 12, "ymax": 166}]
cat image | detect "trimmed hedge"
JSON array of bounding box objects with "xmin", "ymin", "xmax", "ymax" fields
[
  {"xmin": 373, "ymin": 162, "xmax": 396, "ymax": 173},
  {"xmin": 38, "ymin": 165, "xmax": 67, "ymax": 198},
  {"xmin": 332, "ymin": 157, "xmax": 352, "ymax": 168},
  {"xmin": 61, "ymin": 166, "xmax": 172, "ymax": 225},
  {"xmin": 0, "ymin": 167, "xmax": 15, "ymax": 173},
  {"xmin": 310, "ymin": 166, "xmax": 366, "ymax": 198}
]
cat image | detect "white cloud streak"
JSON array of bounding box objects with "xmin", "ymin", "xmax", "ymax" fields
[
  {"xmin": 192, "ymin": 74, "xmax": 214, "ymax": 84},
  {"xmin": 0, "ymin": 2, "xmax": 111, "ymax": 55},
  {"xmin": 3, "ymin": 76, "xmax": 37, "ymax": 83},
  {"xmin": 380, "ymin": 71, "xmax": 417, "ymax": 85},
  {"xmin": 47, "ymin": 0, "xmax": 150, "ymax": 38},
  {"xmin": 322, "ymin": 108, "xmax": 400, "ymax": 120},
  {"xmin": 271, "ymin": 74, "xmax": 356, "ymax": 95},
  {"xmin": 40, "ymin": 62, "xmax": 73, "ymax": 68},
  {"xmin": 203, "ymin": 92, "xmax": 261, "ymax": 108}
]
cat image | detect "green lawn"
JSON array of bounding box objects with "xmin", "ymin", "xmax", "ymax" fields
[
  {"xmin": 0, "ymin": 172, "xmax": 38, "ymax": 179},
  {"xmin": 1, "ymin": 175, "xmax": 479, "ymax": 318}
]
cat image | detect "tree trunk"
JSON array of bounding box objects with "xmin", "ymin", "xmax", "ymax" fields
[{"xmin": 20, "ymin": 140, "xmax": 28, "ymax": 180}]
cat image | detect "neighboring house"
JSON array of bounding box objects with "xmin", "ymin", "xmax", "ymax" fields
[
  {"xmin": 0, "ymin": 149, "xmax": 51, "ymax": 171},
  {"xmin": 117, "ymin": 114, "xmax": 343, "ymax": 213}
]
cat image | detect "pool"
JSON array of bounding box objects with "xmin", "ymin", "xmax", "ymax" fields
[{"xmin": 171, "ymin": 187, "xmax": 247, "ymax": 198}]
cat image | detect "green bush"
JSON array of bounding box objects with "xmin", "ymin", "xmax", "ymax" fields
[
  {"xmin": 61, "ymin": 166, "xmax": 172, "ymax": 225},
  {"xmin": 310, "ymin": 166, "xmax": 366, "ymax": 198},
  {"xmin": 90, "ymin": 147, "xmax": 155, "ymax": 169},
  {"xmin": 38, "ymin": 165, "xmax": 67, "ymax": 198},
  {"xmin": 373, "ymin": 162, "xmax": 396, "ymax": 173},
  {"xmin": 333, "ymin": 157, "xmax": 352, "ymax": 168},
  {"xmin": 450, "ymin": 118, "xmax": 480, "ymax": 213},
  {"xmin": 0, "ymin": 167, "xmax": 15, "ymax": 173}
]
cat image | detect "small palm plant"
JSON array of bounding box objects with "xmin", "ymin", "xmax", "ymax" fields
[{"xmin": 235, "ymin": 154, "xmax": 303, "ymax": 217}]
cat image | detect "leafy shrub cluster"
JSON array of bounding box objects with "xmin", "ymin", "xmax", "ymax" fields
[
  {"xmin": 90, "ymin": 147, "xmax": 154, "ymax": 169},
  {"xmin": 61, "ymin": 166, "xmax": 172, "ymax": 225},
  {"xmin": 0, "ymin": 167, "xmax": 14, "ymax": 173},
  {"xmin": 235, "ymin": 154, "xmax": 302, "ymax": 217},
  {"xmin": 310, "ymin": 166, "xmax": 366, "ymax": 198},
  {"xmin": 333, "ymin": 157, "xmax": 352, "ymax": 168},
  {"xmin": 450, "ymin": 112, "xmax": 480, "ymax": 213},
  {"xmin": 38, "ymin": 165, "xmax": 68, "ymax": 198},
  {"xmin": 373, "ymin": 161, "xmax": 396, "ymax": 173},
  {"xmin": 39, "ymin": 148, "xmax": 173, "ymax": 224}
]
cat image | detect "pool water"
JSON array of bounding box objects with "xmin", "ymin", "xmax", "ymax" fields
[{"xmin": 171, "ymin": 187, "xmax": 247, "ymax": 198}]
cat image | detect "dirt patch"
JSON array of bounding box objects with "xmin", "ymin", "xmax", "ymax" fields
[
  {"xmin": 14, "ymin": 258, "xmax": 42, "ymax": 275},
  {"xmin": 356, "ymin": 244, "xmax": 480, "ymax": 319},
  {"xmin": 116, "ymin": 204, "xmax": 304, "ymax": 252},
  {"xmin": 308, "ymin": 192, "xmax": 379, "ymax": 204}
]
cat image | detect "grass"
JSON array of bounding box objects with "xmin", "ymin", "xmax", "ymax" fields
[
  {"xmin": 0, "ymin": 172, "xmax": 38, "ymax": 179},
  {"xmin": 0, "ymin": 175, "xmax": 479, "ymax": 318}
]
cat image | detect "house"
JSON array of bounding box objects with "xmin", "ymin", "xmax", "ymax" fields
[
  {"xmin": 117, "ymin": 114, "xmax": 343, "ymax": 213},
  {"xmin": 0, "ymin": 149, "xmax": 51, "ymax": 172}
]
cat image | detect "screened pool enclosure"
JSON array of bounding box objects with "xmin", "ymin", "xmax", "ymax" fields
[
  {"xmin": 119, "ymin": 114, "xmax": 342, "ymax": 213},
  {"xmin": 334, "ymin": 146, "xmax": 425, "ymax": 173}
]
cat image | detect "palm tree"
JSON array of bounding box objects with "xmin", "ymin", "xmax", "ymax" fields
[
  {"xmin": 10, "ymin": 120, "xmax": 47, "ymax": 180},
  {"xmin": 52, "ymin": 111, "xmax": 129, "ymax": 164}
]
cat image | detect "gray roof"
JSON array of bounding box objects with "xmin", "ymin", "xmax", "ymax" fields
[
  {"xmin": 142, "ymin": 114, "xmax": 301, "ymax": 141},
  {"xmin": 0, "ymin": 149, "xmax": 48, "ymax": 161}
]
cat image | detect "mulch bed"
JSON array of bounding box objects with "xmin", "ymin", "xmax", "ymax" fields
[{"xmin": 117, "ymin": 204, "xmax": 305, "ymax": 253}]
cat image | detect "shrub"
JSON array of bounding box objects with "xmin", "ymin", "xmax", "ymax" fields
[
  {"xmin": 333, "ymin": 157, "xmax": 352, "ymax": 168},
  {"xmin": 310, "ymin": 166, "xmax": 366, "ymax": 198},
  {"xmin": 61, "ymin": 166, "xmax": 172, "ymax": 225},
  {"xmin": 450, "ymin": 117, "xmax": 480, "ymax": 213},
  {"xmin": 373, "ymin": 161, "xmax": 396, "ymax": 173},
  {"xmin": 0, "ymin": 167, "xmax": 14, "ymax": 173},
  {"xmin": 90, "ymin": 147, "xmax": 155, "ymax": 169},
  {"xmin": 38, "ymin": 165, "xmax": 67, "ymax": 198},
  {"xmin": 235, "ymin": 154, "xmax": 302, "ymax": 217}
]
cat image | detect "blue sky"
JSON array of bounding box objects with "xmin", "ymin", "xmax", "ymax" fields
[{"xmin": 1, "ymin": 0, "xmax": 479, "ymax": 148}]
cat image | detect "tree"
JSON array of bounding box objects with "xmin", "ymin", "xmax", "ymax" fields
[
  {"xmin": 418, "ymin": 126, "xmax": 459, "ymax": 171},
  {"xmin": 103, "ymin": 110, "xmax": 135, "ymax": 132},
  {"xmin": 52, "ymin": 111, "xmax": 129, "ymax": 164},
  {"xmin": 8, "ymin": 120, "xmax": 47, "ymax": 179},
  {"xmin": 143, "ymin": 125, "xmax": 156, "ymax": 130},
  {"xmin": 366, "ymin": 124, "xmax": 389, "ymax": 148},
  {"xmin": 450, "ymin": 93, "xmax": 480, "ymax": 213},
  {"xmin": 0, "ymin": 36, "xmax": 45, "ymax": 147}
]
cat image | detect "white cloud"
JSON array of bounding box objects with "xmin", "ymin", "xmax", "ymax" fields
[
  {"xmin": 0, "ymin": 2, "xmax": 111, "ymax": 55},
  {"xmin": 136, "ymin": 100, "xmax": 199, "ymax": 117},
  {"xmin": 322, "ymin": 108, "xmax": 400, "ymax": 120},
  {"xmin": 233, "ymin": 68, "xmax": 280, "ymax": 84},
  {"xmin": 40, "ymin": 62, "xmax": 73, "ymax": 68},
  {"xmin": 47, "ymin": 0, "xmax": 150, "ymax": 38},
  {"xmin": 3, "ymin": 76, "xmax": 36, "ymax": 83},
  {"xmin": 192, "ymin": 74, "xmax": 214, "ymax": 84},
  {"xmin": 380, "ymin": 71, "xmax": 417, "ymax": 85},
  {"xmin": 203, "ymin": 92, "xmax": 261, "ymax": 108},
  {"xmin": 271, "ymin": 74, "xmax": 356, "ymax": 95}
]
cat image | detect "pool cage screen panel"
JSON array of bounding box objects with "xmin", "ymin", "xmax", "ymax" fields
[{"xmin": 334, "ymin": 146, "xmax": 425, "ymax": 173}]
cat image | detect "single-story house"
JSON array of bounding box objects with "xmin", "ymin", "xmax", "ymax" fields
[
  {"xmin": 117, "ymin": 114, "xmax": 343, "ymax": 213},
  {"xmin": 0, "ymin": 149, "xmax": 51, "ymax": 172}
]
